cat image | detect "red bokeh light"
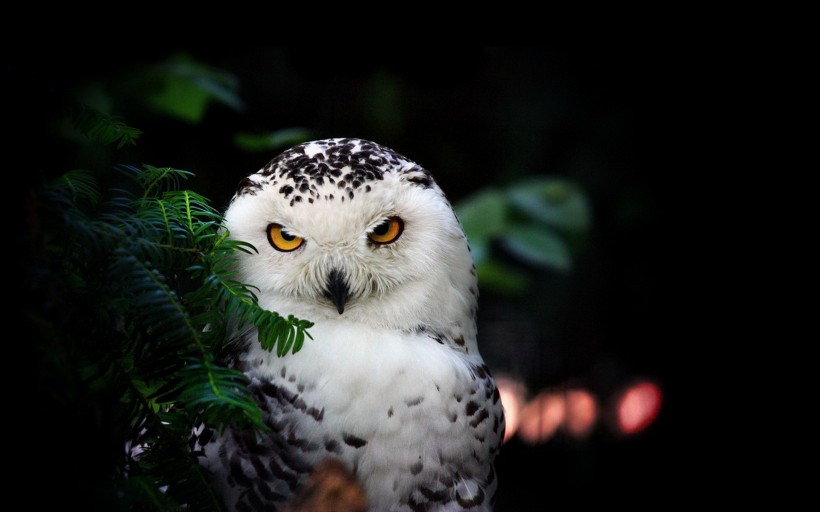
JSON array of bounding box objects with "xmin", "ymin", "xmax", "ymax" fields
[
  {"xmin": 499, "ymin": 378, "xmax": 662, "ymax": 443},
  {"xmin": 564, "ymin": 389, "xmax": 597, "ymax": 438},
  {"xmin": 616, "ymin": 381, "xmax": 662, "ymax": 434},
  {"xmin": 517, "ymin": 392, "xmax": 565, "ymax": 444}
]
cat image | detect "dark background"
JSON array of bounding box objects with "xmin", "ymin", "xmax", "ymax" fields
[{"xmin": 11, "ymin": 47, "xmax": 693, "ymax": 509}]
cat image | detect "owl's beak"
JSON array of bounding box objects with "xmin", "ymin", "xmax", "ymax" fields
[{"xmin": 324, "ymin": 269, "xmax": 350, "ymax": 314}]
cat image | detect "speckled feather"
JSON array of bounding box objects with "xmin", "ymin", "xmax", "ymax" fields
[{"xmin": 196, "ymin": 139, "xmax": 504, "ymax": 511}]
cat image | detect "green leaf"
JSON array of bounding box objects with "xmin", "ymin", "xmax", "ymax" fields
[
  {"xmin": 261, "ymin": 321, "xmax": 280, "ymax": 352},
  {"xmin": 293, "ymin": 329, "xmax": 305, "ymax": 353},
  {"xmin": 281, "ymin": 325, "xmax": 296, "ymax": 356},
  {"xmin": 275, "ymin": 322, "xmax": 289, "ymax": 357},
  {"xmin": 455, "ymin": 189, "xmax": 507, "ymax": 245},
  {"xmin": 146, "ymin": 53, "xmax": 244, "ymax": 124},
  {"xmin": 71, "ymin": 105, "xmax": 142, "ymax": 148},
  {"xmin": 234, "ymin": 128, "xmax": 314, "ymax": 152},
  {"xmin": 501, "ymin": 225, "xmax": 572, "ymax": 271},
  {"xmin": 507, "ymin": 178, "xmax": 591, "ymax": 232},
  {"xmin": 475, "ymin": 260, "xmax": 530, "ymax": 295},
  {"xmin": 53, "ymin": 169, "xmax": 101, "ymax": 204}
]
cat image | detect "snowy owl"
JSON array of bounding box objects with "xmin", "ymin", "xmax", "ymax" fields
[{"xmin": 196, "ymin": 138, "xmax": 504, "ymax": 511}]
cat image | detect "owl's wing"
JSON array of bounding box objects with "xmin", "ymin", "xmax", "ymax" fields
[{"xmin": 194, "ymin": 372, "xmax": 326, "ymax": 511}]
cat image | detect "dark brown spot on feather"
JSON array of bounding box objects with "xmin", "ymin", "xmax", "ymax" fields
[
  {"xmin": 469, "ymin": 408, "xmax": 489, "ymax": 428},
  {"xmin": 456, "ymin": 486, "xmax": 485, "ymax": 508},
  {"xmin": 250, "ymin": 455, "xmax": 272, "ymax": 480},
  {"xmin": 235, "ymin": 177, "xmax": 263, "ymax": 197},
  {"xmin": 268, "ymin": 457, "xmax": 300, "ymax": 490},
  {"xmin": 343, "ymin": 434, "xmax": 367, "ymax": 448},
  {"xmin": 407, "ymin": 496, "xmax": 426, "ymax": 512},
  {"xmin": 405, "ymin": 396, "xmax": 424, "ymax": 407},
  {"xmin": 420, "ymin": 487, "xmax": 448, "ymax": 502},
  {"xmin": 407, "ymin": 175, "xmax": 432, "ymax": 188},
  {"xmin": 230, "ymin": 453, "xmax": 253, "ymax": 487}
]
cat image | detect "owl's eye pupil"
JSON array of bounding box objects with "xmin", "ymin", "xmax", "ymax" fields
[
  {"xmin": 373, "ymin": 222, "xmax": 390, "ymax": 236},
  {"xmin": 281, "ymin": 231, "xmax": 296, "ymax": 241}
]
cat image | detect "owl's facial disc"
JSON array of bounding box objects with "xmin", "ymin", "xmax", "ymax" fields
[
  {"xmin": 263, "ymin": 215, "xmax": 406, "ymax": 316},
  {"xmin": 225, "ymin": 138, "xmax": 477, "ymax": 328},
  {"xmin": 311, "ymin": 216, "xmax": 405, "ymax": 315}
]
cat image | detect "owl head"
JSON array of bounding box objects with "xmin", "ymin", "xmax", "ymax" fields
[{"xmin": 223, "ymin": 138, "xmax": 477, "ymax": 333}]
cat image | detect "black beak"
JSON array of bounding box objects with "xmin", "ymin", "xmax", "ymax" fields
[{"xmin": 324, "ymin": 269, "xmax": 350, "ymax": 314}]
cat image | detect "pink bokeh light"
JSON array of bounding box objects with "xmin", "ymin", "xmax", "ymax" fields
[{"xmin": 616, "ymin": 381, "xmax": 662, "ymax": 435}]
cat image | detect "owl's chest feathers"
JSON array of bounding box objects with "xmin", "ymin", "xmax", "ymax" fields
[
  {"xmin": 239, "ymin": 321, "xmax": 496, "ymax": 465},
  {"xmin": 245, "ymin": 321, "xmax": 478, "ymax": 412},
  {"xmin": 236, "ymin": 321, "xmax": 501, "ymax": 509}
]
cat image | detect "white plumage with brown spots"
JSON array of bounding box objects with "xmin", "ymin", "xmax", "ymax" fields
[{"xmin": 197, "ymin": 138, "xmax": 504, "ymax": 511}]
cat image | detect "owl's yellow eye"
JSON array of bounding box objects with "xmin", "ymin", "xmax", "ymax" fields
[
  {"xmin": 267, "ymin": 223, "xmax": 304, "ymax": 252},
  {"xmin": 368, "ymin": 217, "xmax": 404, "ymax": 245}
]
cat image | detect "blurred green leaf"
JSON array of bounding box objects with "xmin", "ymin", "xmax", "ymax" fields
[
  {"xmin": 475, "ymin": 259, "xmax": 529, "ymax": 295},
  {"xmin": 148, "ymin": 78, "xmax": 210, "ymax": 123},
  {"xmin": 72, "ymin": 106, "xmax": 142, "ymax": 149},
  {"xmin": 507, "ymin": 178, "xmax": 591, "ymax": 232},
  {"xmin": 502, "ymin": 225, "xmax": 572, "ymax": 271},
  {"xmin": 456, "ymin": 189, "xmax": 507, "ymax": 245},
  {"xmin": 146, "ymin": 53, "xmax": 244, "ymax": 124},
  {"xmin": 234, "ymin": 128, "xmax": 313, "ymax": 152},
  {"xmin": 469, "ymin": 240, "xmax": 489, "ymax": 266}
]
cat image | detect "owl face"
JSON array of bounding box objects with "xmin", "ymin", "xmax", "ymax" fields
[{"xmin": 223, "ymin": 139, "xmax": 477, "ymax": 331}]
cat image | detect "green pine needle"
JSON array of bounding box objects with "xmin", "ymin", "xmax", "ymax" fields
[
  {"xmin": 33, "ymin": 161, "xmax": 312, "ymax": 510},
  {"xmin": 72, "ymin": 105, "xmax": 143, "ymax": 149}
]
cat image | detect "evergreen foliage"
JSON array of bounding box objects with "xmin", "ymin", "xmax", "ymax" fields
[{"xmin": 27, "ymin": 108, "xmax": 312, "ymax": 510}]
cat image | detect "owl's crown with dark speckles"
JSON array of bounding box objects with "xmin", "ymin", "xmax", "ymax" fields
[{"xmin": 233, "ymin": 138, "xmax": 435, "ymax": 207}]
